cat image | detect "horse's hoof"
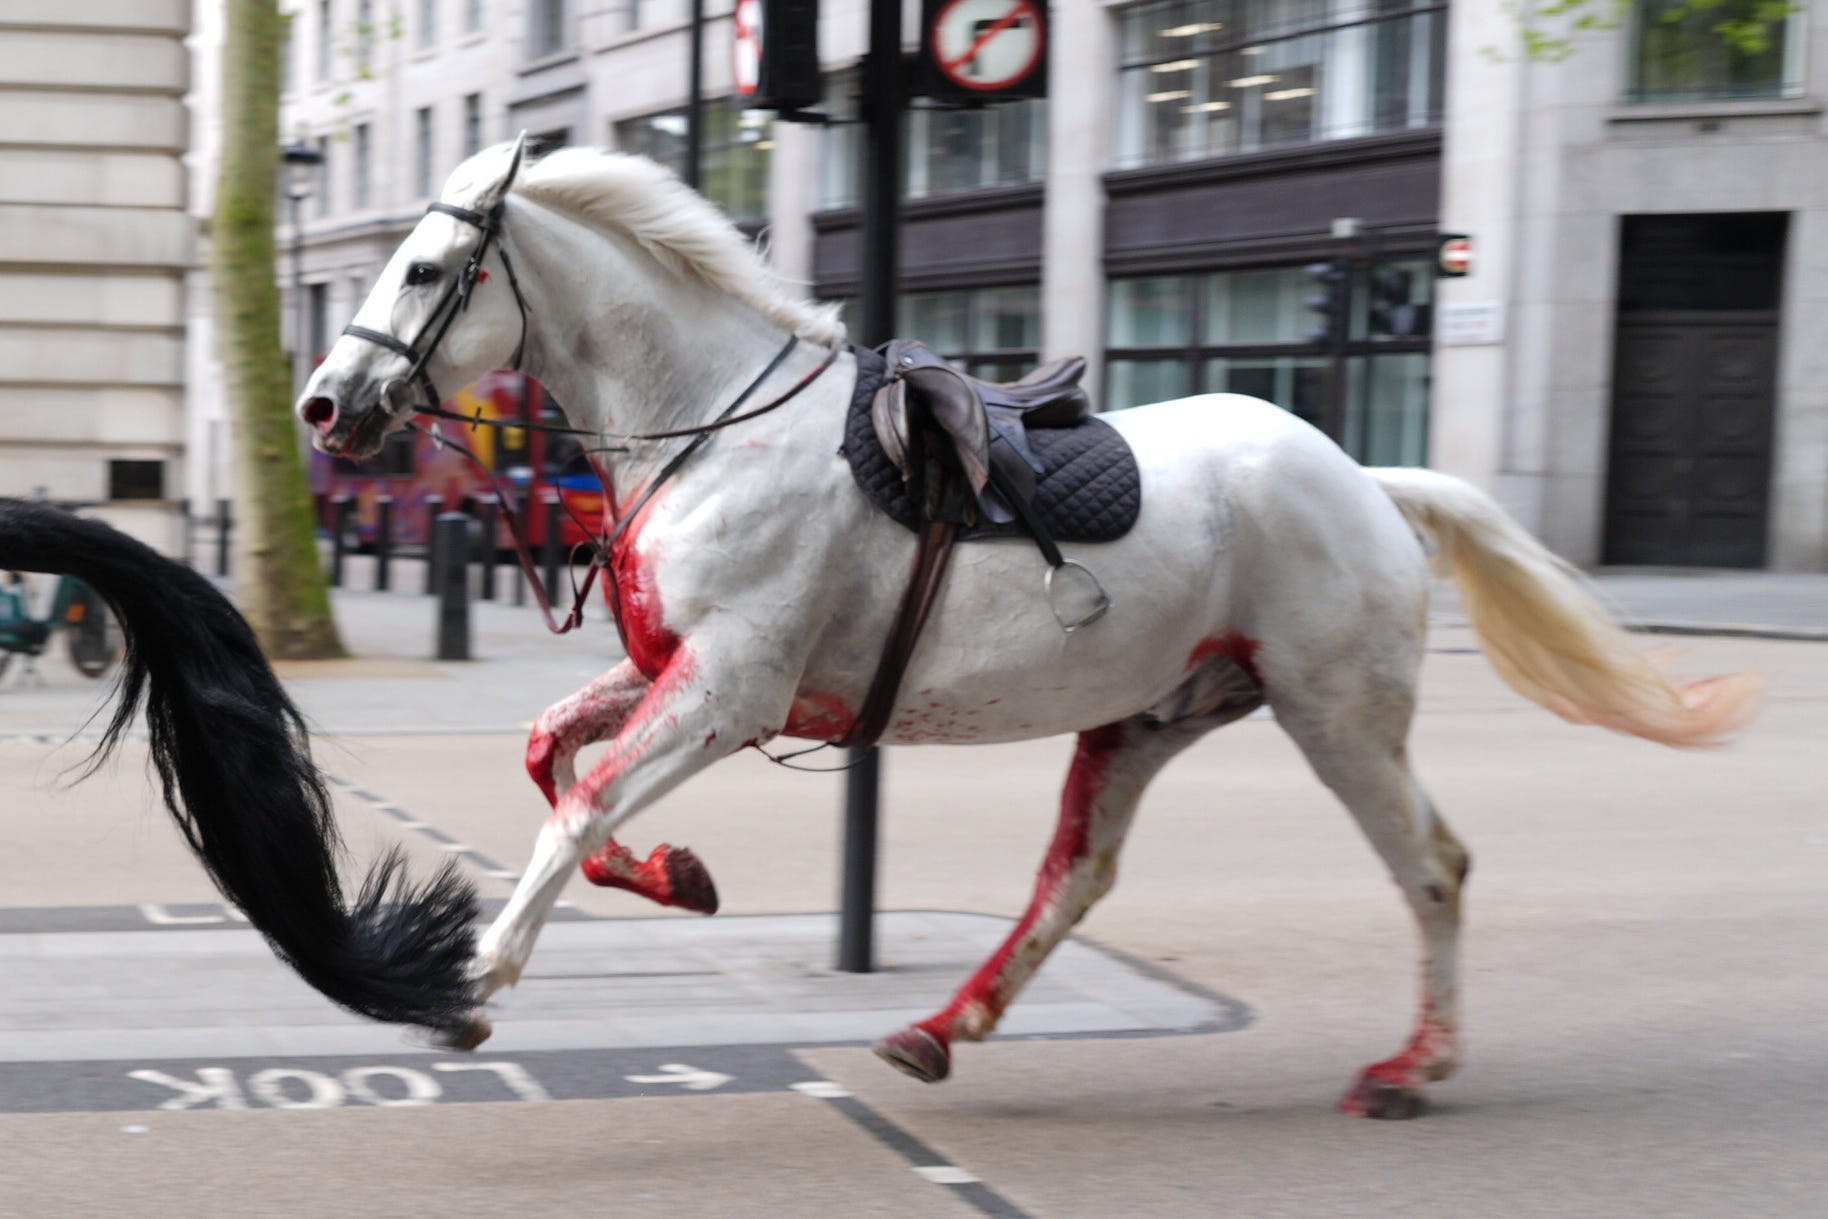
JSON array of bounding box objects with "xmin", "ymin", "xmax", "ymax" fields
[
  {"xmin": 1337, "ymin": 1074, "xmax": 1427, "ymax": 1120},
  {"xmin": 873, "ymin": 1026, "xmax": 951, "ymax": 1083},
  {"xmin": 405, "ymin": 1010, "xmax": 493, "ymax": 1052},
  {"xmin": 663, "ymin": 846, "xmax": 719, "ymax": 915}
]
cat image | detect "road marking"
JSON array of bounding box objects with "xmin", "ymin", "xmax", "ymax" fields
[
  {"xmin": 137, "ymin": 904, "xmax": 226, "ymax": 926},
  {"xmin": 915, "ymin": 1166, "xmax": 982, "ymax": 1185},
  {"xmin": 625, "ymin": 1063, "xmax": 733, "ymax": 1092},
  {"xmin": 790, "ymin": 1080, "xmax": 852, "ymax": 1099}
]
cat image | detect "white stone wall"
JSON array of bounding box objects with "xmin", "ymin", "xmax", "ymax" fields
[
  {"xmin": 1436, "ymin": 2, "xmax": 1828, "ymax": 570},
  {"xmin": 1, "ymin": 0, "xmax": 194, "ymax": 550}
]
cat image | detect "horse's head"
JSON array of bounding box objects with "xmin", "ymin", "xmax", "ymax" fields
[{"xmin": 298, "ymin": 136, "xmax": 532, "ymax": 459}]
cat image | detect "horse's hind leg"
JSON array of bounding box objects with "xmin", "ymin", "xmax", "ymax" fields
[
  {"xmin": 1273, "ymin": 676, "xmax": 1469, "ymax": 1120},
  {"xmin": 875, "ymin": 711, "xmax": 1228, "ymax": 1083},
  {"xmin": 527, "ymin": 661, "xmax": 718, "ymax": 914}
]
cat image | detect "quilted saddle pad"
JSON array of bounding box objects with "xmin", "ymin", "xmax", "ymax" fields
[{"xmin": 838, "ymin": 345, "xmax": 1143, "ymax": 544}]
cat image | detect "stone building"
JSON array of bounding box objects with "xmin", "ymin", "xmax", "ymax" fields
[
  {"xmin": 271, "ymin": 0, "xmax": 1826, "ymax": 571},
  {"xmin": 0, "ymin": 0, "xmax": 193, "ymax": 548}
]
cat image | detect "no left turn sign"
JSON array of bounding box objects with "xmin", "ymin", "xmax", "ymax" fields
[{"xmin": 919, "ymin": 0, "xmax": 1049, "ymax": 101}]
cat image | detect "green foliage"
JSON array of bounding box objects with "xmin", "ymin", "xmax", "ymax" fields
[{"xmin": 1506, "ymin": 0, "xmax": 1796, "ymax": 62}]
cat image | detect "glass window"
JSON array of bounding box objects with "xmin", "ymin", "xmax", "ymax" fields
[
  {"xmin": 414, "ymin": 106, "xmax": 434, "ymax": 197},
  {"xmin": 904, "ymin": 292, "xmax": 972, "ymax": 355},
  {"xmin": 418, "ymin": 0, "xmax": 437, "ymax": 50},
  {"xmin": 352, "ymin": 122, "xmax": 371, "ymax": 209},
  {"xmin": 467, "ymin": 1, "xmax": 485, "ymax": 34},
  {"xmin": 316, "ymin": 0, "xmax": 333, "ymax": 83},
  {"xmin": 1105, "ymin": 262, "xmax": 1432, "ymax": 465},
  {"xmin": 1114, "ymin": 0, "xmax": 1446, "ymax": 168},
  {"xmin": 463, "ymin": 93, "xmax": 482, "ymax": 157},
  {"xmin": 312, "ymin": 136, "xmax": 331, "ymax": 218},
  {"xmin": 530, "ymin": 0, "xmax": 569, "ymax": 58},
  {"xmin": 1108, "ymin": 277, "xmax": 1194, "ymax": 347},
  {"xmin": 356, "ymin": 0, "xmax": 374, "ymax": 74},
  {"xmin": 1628, "ymin": 0, "xmax": 1800, "ymax": 103},
  {"xmin": 618, "ymin": 102, "xmax": 773, "ymax": 223},
  {"xmin": 820, "ymin": 73, "xmax": 1046, "ymax": 208}
]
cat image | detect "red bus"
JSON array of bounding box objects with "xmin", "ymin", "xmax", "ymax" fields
[{"xmin": 310, "ymin": 371, "xmax": 605, "ymax": 551}]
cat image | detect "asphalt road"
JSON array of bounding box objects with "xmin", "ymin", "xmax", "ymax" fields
[{"xmin": 0, "ymin": 623, "xmax": 1823, "ymax": 1218}]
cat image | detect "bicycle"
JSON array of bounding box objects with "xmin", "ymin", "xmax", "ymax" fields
[{"xmin": 0, "ymin": 569, "xmax": 120, "ymax": 683}]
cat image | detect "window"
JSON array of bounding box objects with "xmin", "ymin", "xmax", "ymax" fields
[
  {"xmin": 1105, "ymin": 261, "xmax": 1433, "ymax": 465},
  {"xmin": 307, "ymin": 283, "xmax": 330, "ymax": 364},
  {"xmin": 316, "ymin": 0, "xmax": 333, "ymax": 83},
  {"xmin": 820, "ymin": 74, "xmax": 1046, "ymax": 208},
  {"xmin": 1114, "ymin": 0, "xmax": 1446, "ymax": 168},
  {"xmin": 839, "ymin": 287, "xmax": 1042, "ymax": 379},
  {"xmin": 415, "ymin": 107, "xmax": 435, "ymax": 197},
  {"xmin": 1628, "ymin": 0, "xmax": 1802, "ymax": 102},
  {"xmin": 466, "ymin": 0, "xmax": 485, "ymax": 35},
  {"xmin": 619, "ymin": 103, "xmax": 773, "ymax": 223},
  {"xmin": 312, "ymin": 136, "xmax": 332, "ymax": 218},
  {"xmin": 463, "ymin": 93, "xmax": 483, "ymax": 157},
  {"xmin": 419, "ymin": 0, "xmax": 438, "ymax": 50},
  {"xmin": 356, "ymin": 0, "xmax": 375, "ymax": 74},
  {"xmin": 108, "ymin": 460, "xmax": 165, "ymax": 502},
  {"xmin": 529, "ymin": 0, "xmax": 570, "ymax": 58},
  {"xmin": 353, "ymin": 122, "xmax": 372, "ymax": 209}
]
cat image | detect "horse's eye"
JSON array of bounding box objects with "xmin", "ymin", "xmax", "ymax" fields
[{"xmin": 405, "ymin": 262, "xmax": 440, "ymax": 286}]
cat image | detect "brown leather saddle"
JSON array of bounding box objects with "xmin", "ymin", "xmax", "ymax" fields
[{"xmin": 837, "ymin": 341, "xmax": 1139, "ymax": 749}]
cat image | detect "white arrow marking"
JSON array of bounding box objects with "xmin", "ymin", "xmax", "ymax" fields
[{"xmin": 624, "ymin": 1063, "xmax": 733, "ymax": 1092}]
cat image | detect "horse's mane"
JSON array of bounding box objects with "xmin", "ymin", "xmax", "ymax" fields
[{"xmin": 494, "ymin": 147, "xmax": 845, "ymax": 346}]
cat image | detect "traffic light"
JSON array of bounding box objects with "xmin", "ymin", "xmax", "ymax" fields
[
  {"xmin": 1303, "ymin": 260, "xmax": 1350, "ymax": 347},
  {"xmin": 751, "ymin": 0, "xmax": 821, "ymax": 113},
  {"xmin": 1368, "ymin": 266, "xmax": 1428, "ymax": 339}
]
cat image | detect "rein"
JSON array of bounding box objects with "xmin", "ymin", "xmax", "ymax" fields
[{"xmin": 412, "ymin": 338, "xmax": 839, "ymax": 637}]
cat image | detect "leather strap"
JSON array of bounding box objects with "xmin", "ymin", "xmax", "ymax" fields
[{"xmin": 837, "ymin": 519, "xmax": 958, "ymax": 750}]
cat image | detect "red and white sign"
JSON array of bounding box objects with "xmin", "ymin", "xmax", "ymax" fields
[
  {"xmin": 733, "ymin": 0, "xmax": 762, "ymax": 96},
  {"xmin": 929, "ymin": 0, "xmax": 1045, "ymax": 93},
  {"xmin": 1438, "ymin": 234, "xmax": 1473, "ymax": 277}
]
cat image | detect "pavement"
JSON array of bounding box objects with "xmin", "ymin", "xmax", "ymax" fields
[{"xmin": 0, "ymin": 556, "xmax": 1823, "ymax": 1216}]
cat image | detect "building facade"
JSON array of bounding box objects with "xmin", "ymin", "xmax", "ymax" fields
[
  {"xmin": 267, "ymin": 0, "xmax": 1826, "ymax": 570},
  {"xmin": 1, "ymin": 0, "xmax": 194, "ymax": 548},
  {"xmin": 1439, "ymin": 1, "xmax": 1826, "ymax": 570}
]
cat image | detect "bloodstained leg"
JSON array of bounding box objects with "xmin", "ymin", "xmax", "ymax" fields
[
  {"xmin": 1280, "ymin": 689, "xmax": 1469, "ymax": 1120},
  {"xmin": 874, "ymin": 714, "xmax": 1216, "ymax": 1083},
  {"xmin": 526, "ymin": 661, "xmax": 718, "ymax": 914}
]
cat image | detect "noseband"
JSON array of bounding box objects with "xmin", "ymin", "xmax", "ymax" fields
[{"xmin": 341, "ymin": 200, "xmax": 532, "ymax": 407}]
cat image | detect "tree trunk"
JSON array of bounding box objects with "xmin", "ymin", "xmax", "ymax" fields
[{"xmin": 212, "ymin": 0, "xmax": 344, "ymax": 659}]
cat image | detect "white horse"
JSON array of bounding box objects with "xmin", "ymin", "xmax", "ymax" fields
[{"xmin": 298, "ymin": 140, "xmax": 1758, "ymax": 1119}]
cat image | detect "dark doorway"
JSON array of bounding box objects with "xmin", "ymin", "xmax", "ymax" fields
[{"xmin": 1603, "ymin": 213, "xmax": 1785, "ymax": 568}]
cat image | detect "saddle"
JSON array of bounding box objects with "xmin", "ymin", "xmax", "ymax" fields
[{"xmin": 837, "ymin": 342, "xmax": 1142, "ymax": 749}]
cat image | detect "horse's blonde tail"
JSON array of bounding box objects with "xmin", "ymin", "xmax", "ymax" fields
[{"xmin": 1369, "ymin": 468, "xmax": 1761, "ymax": 748}]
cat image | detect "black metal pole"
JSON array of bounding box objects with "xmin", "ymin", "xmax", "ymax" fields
[
  {"xmin": 423, "ymin": 494, "xmax": 444, "ymax": 594},
  {"xmin": 477, "ymin": 496, "xmax": 500, "ymax": 601},
  {"xmin": 838, "ymin": 0, "xmax": 904, "ymax": 976},
  {"xmin": 329, "ymin": 494, "xmax": 352, "ymax": 587},
  {"xmin": 214, "ymin": 497, "xmax": 231, "ymax": 577},
  {"xmin": 374, "ymin": 494, "xmax": 393, "ymax": 591},
  {"xmin": 434, "ymin": 512, "xmax": 472, "ymax": 660},
  {"xmin": 686, "ymin": 0, "xmax": 704, "ymax": 190},
  {"xmin": 541, "ymin": 493, "xmax": 564, "ymax": 603}
]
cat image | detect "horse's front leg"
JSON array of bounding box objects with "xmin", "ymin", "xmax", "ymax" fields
[
  {"xmin": 465, "ymin": 651, "xmax": 782, "ymax": 1029},
  {"xmin": 527, "ymin": 660, "xmax": 718, "ymax": 913}
]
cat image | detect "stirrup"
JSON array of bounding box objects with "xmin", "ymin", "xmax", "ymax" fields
[{"xmin": 1045, "ymin": 560, "xmax": 1111, "ymax": 634}]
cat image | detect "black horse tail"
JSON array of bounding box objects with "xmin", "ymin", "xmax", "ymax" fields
[{"xmin": 0, "ymin": 499, "xmax": 478, "ymax": 1031}]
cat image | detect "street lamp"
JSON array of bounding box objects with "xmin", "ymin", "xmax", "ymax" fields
[{"xmin": 280, "ymin": 142, "xmax": 324, "ymax": 395}]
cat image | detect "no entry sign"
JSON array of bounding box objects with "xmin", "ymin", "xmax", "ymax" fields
[
  {"xmin": 1437, "ymin": 233, "xmax": 1473, "ymax": 278},
  {"xmin": 918, "ymin": 0, "xmax": 1049, "ymax": 102}
]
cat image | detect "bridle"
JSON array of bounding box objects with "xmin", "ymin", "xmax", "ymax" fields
[
  {"xmin": 341, "ymin": 200, "xmax": 532, "ymax": 410},
  {"xmin": 338, "ymin": 193, "xmax": 839, "ymax": 643}
]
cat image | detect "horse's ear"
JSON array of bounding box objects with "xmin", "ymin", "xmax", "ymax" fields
[{"xmin": 474, "ymin": 132, "xmax": 529, "ymax": 211}]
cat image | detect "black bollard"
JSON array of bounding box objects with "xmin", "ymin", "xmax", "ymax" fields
[
  {"xmin": 477, "ymin": 496, "xmax": 499, "ymax": 601},
  {"xmin": 422, "ymin": 495, "xmax": 444, "ymax": 594},
  {"xmin": 374, "ymin": 495, "xmax": 394, "ymax": 591},
  {"xmin": 329, "ymin": 494, "xmax": 353, "ymax": 587},
  {"xmin": 541, "ymin": 493, "xmax": 563, "ymax": 604},
  {"xmin": 434, "ymin": 512, "xmax": 472, "ymax": 660},
  {"xmin": 214, "ymin": 497, "xmax": 231, "ymax": 577}
]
